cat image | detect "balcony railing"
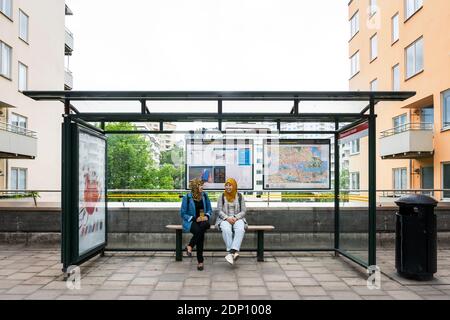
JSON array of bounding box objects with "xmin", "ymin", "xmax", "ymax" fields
[
  {"xmin": 64, "ymin": 68, "xmax": 73, "ymax": 90},
  {"xmin": 0, "ymin": 121, "xmax": 36, "ymax": 138},
  {"xmin": 65, "ymin": 27, "xmax": 74, "ymax": 55},
  {"xmin": 380, "ymin": 122, "xmax": 433, "ymax": 138},
  {"xmin": 379, "ymin": 122, "xmax": 434, "ymax": 159}
]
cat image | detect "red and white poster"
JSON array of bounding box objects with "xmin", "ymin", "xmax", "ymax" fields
[{"xmin": 78, "ymin": 131, "xmax": 106, "ymax": 256}]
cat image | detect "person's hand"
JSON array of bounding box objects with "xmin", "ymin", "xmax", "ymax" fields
[{"xmin": 227, "ymin": 217, "xmax": 237, "ymax": 225}]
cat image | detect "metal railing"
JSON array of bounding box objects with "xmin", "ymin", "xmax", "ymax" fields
[
  {"xmin": 380, "ymin": 122, "xmax": 433, "ymax": 138},
  {"xmin": 1, "ymin": 189, "xmax": 449, "ymax": 206},
  {"xmin": 0, "ymin": 121, "xmax": 37, "ymax": 138}
]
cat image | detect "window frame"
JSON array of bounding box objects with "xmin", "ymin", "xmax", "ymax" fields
[
  {"xmin": 392, "ymin": 64, "xmax": 400, "ymax": 91},
  {"xmin": 349, "ymin": 10, "xmax": 359, "ymax": 40},
  {"xmin": 350, "ymin": 51, "xmax": 360, "ymax": 79},
  {"xmin": 10, "ymin": 167, "xmax": 27, "ymax": 191},
  {"xmin": 393, "ymin": 113, "xmax": 408, "ymax": 133},
  {"xmin": 369, "ymin": 0, "xmax": 377, "ymax": 17},
  {"xmin": 18, "ymin": 61, "xmax": 28, "ymax": 92},
  {"xmin": 349, "ymin": 139, "xmax": 360, "ymax": 155},
  {"xmin": 370, "ymin": 78, "xmax": 378, "ymax": 92},
  {"xmin": 350, "ymin": 171, "xmax": 360, "ymax": 191},
  {"xmin": 442, "ymin": 162, "xmax": 450, "ymax": 200},
  {"xmin": 405, "ymin": 0, "xmax": 423, "ymax": 21},
  {"xmin": 0, "ymin": 40, "xmax": 12, "ymax": 79},
  {"xmin": 0, "ymin": 0, "xmax": 13, "ymax": 20},
  {"xmin": 391, "ymin": 13, "xmax": 400, "ymax": 44},
  {"xmin": 442, "ymin": 89, "xmax": 450, "ymax": 130},
  {"xmin": 19, "ymin": 9, "xmax": 29, "ymax": 43},
  {"xmin": 370, "ymin": 33, "xmax": 378, "ymax": 62},
  {"xmin": 405, "ymin": 36, "xmax": 424, "ymax": 80},
  {"xmin": 393, "ymin": 167, "xmax": 408, "ymax": 194}
]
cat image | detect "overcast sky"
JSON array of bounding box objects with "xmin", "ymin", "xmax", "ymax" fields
[{"xmin": 65, "ymin": 0, "xmax": 350, "ymax": 92}]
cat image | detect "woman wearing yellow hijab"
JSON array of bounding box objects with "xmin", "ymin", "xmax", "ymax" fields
[{"xmin": 215, "ymin": 178, "xmax": 247, "ymax": 265}]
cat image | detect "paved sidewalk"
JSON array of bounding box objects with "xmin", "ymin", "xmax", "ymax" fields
[{"xmin": 0, "ymin": 246, "xmax": 449, "ymax": 300}]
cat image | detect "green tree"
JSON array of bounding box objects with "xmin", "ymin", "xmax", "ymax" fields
[
  {"xmin": 106, "ymin": 122, "xmax": 155, "ymax": 189},
  {"xmin": 340, "ymin": 168, "xmax": 350, "ymax": 190}
]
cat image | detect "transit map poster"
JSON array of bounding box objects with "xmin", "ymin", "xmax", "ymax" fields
[{"xmin": 263, "ymin": 139, "xmax": 330, "ymax": 190}]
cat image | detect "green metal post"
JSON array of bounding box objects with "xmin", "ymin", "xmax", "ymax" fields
[
  {"xmin": 334, "ymin": 120, "xmax": 340, "ymax": 255},
  {"xmin": 257, "ymin": 230, "xmax": 264, "ymax": 262},
  {"xmin": 175, "ymin": 229, "xmax": 183, "ymax": 261},
  {"xmin": 368, "ymin": 98, "xmax": 377, "ymax": 267},
  {"xmin": 61, "ymin": 103, "xmax": 72, "ymax": 272}
]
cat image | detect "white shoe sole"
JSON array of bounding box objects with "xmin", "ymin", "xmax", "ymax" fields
[{"xmin": 225, "ymin": 254, "xmax": 234, "ymax": 265}]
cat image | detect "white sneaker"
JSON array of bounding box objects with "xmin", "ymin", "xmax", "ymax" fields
[
  {"xmin": 232, "ymin": 252, "xmax": 240, "ymax": 262},
  {"xmin": 225, "ymin": 253, "xmax": 234, "ymax": 265}
]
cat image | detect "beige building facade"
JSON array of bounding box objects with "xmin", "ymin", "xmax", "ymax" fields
[
  {"xmin": 0, "ymin": 0, "xmax": 73, "ymax": 199},
  {"xmin": 348, "ymin": 0, "xmax": 450, "ymax": 200}
]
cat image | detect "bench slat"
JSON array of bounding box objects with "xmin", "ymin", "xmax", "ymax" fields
[{"xmin": 166, "ymin": 224, "xmax": 274, "ymax": 231}]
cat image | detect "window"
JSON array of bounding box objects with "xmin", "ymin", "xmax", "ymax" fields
[
  {"xmin": 392, "ymin": 13, "xmax": 399, "ymax": 43},
  {"xmin": 350, "ymin": 139, "xmax": 360, "ymax": 155},
  {"xmin": 370, "ymin": 34, "xmax": 378, "ymax": 61},
  {"xmin": 405, "ymin": 0, "xmax": 423, "ymax": 20},
  {"xmin": 350, "ymin": 11, "xmax": 359, "ymax": 39},
  {"xmin": 443, "ymin": 163, "xmax": 450, "ymax": 199},
  {"xmin": 0, "ymin": 0, "xmax": 12, "ymax": 19},
  {"xmin": 369, "ymin": 0, "xmax": 377, "ymax": 16},
  {"xmin": 392, "ymin": 64, "xmax": 400, "ymax": 91},
  {"xmin": 19, "ymin": 10, "xmax": 29, "ymax": 42},
  {"xmin": 350, "ymin": 51, "xmax": 359, "ymax": 78},
  {"xmin": 394, "ymin": 168, "xmax": 408, "ymax": 194},
  {"xmin": 370, "ymin": 79, "xmax": 378, "ymax": 92},
  {"xmin": 421, "ymin": 107, "xmax": 434, "ymax": 125},
  {"xmin": 10, "ymin": 113, "xmax": 27, "ymax": 134},
  {"xmin": 10, "ymin": 168, "xmax": 27, "ymax": 191},
  {"xmin": 443, "ymin": 90, "xmax": 450, "ymax": 129},
  {"xmin": 256, "ymin": 180, "xmax": 263, "ymax": 186},
  {"xmin": 256, "ymin": 158, "xmax": 262, "ymax": 164},
  {"xmin": 406, "ymin": 37, "xmax": 423, "ymax": 79},
  {"xmin": 0, "ymin": 41, "xmax": 12, "ymax": 78},
  {"xmin": 350, "ymin": 172, "xmax": 360, "ymax": 191},
  {"xmin": 18, "ymin": 62, "xmax": 27, "ymax": 91},
  {"xmin": 393, "ymin": 113, "xmax": 408, "ymax": 133}
]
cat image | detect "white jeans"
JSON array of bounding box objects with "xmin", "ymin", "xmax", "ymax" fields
[{"xmin": 220, "ymin": 220, "xmax": 246, "ymax": 252}]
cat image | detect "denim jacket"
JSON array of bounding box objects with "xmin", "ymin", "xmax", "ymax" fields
[{"xmin": 180, "ymin": 192, "xmax": 213, "ymax": 232}]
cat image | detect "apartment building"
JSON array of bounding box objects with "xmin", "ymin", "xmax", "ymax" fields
[
  {"xmin": 348, "ymin": 0, "xmax": 450, "ymax": 200},
  {"xmin": 0, "ymin": 0, "xmax": 73, "ymax": 199}
]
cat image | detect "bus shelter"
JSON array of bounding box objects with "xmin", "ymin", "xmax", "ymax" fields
[{"xmin": 24, "ymin": 90, "xmax": 415, "ymax": 276}]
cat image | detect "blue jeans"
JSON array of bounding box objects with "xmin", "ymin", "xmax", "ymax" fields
[{"xmin": 220, "ymin": 220, "xmax": 246, "ymax": 252}]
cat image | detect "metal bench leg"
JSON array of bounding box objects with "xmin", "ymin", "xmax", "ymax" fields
[
  {"xmin": 176, "ymin": 229, "xmax": 183, "ymax": 261},
  {"xmin": 257, "ymin": 230, "xmax": 264, "ymax": 262}
]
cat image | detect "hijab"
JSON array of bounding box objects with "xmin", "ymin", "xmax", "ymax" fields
[
  {"xmin": 224, "ymin": 178, "xmax": 238, "ymax": 203},
  {"xmin": 189, "ymin": 178, "xmax": 204, "ymax": 201}
]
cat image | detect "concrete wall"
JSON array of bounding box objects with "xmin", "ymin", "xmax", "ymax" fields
[{"xmin": 1, "ymin": 206, "xmax": 449, "ymax": 250}]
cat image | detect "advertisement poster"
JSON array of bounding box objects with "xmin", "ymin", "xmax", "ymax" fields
[
  {"xmin": 78, "ymin": 130, "xmax": 106, "ymax": 256},
  {"xmin": 264, "ymin": 139, "xmax": 330, "ymax": 189},
  {"xmin": 186, "ymin": 139, "xmax": 253, "ymax": 190}
]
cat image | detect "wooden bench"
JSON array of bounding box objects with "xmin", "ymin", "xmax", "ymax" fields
[{"xmin": 166, "ymin": 225, "xmax": 275, "ymax": 262}]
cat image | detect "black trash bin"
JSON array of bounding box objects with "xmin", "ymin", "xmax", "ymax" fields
[{"xmin": 395, "ymin": 194, "xmax": 438, "ymax": 281}]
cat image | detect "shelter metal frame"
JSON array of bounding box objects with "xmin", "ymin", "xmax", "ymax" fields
[{"xmin": 24, "ymin": 90, "xmax": 416, "ymax": 274}]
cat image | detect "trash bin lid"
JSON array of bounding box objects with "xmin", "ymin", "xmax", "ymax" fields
[{"xmin": 395, "ymin": 194, "xmax": 438, "ymax": 206}]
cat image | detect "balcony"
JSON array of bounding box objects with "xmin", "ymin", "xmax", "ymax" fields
[
  {"xmin": 65, "ymin": 28, "xmax": 74, "ymax": 55},
  {"xmin": 64, "ymin": 68, "xmax": 73, "ymax": 90},
  {"xmin": 0, "ymin": 122, "xmax": 37, "ymax": 159},
  {"xmin": 380, "ymin": 123, "xmax": 433, "ymax": 159}
]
